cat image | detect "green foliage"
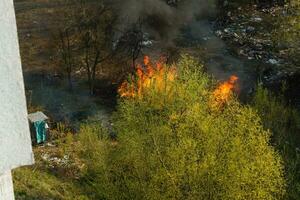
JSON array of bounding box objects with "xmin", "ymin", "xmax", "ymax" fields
[
  {"xmin": 15, "ymin": 56, "xmax": 287, "ymax": 200},
  {"xmin": 13, "ymin": 168, "xmax": 88, "ymax": 200},
  {"xmin": 13, "ymin": 124, "xmax": 88, "ymax": 199},
  {"xmin": 252, "ymin": 85, "xmax": 300, "ymax": 199},
  {"xmin": 76, "ymin": 55, "xmax": 285, "ymax": 200},
  {"xmin": 279, "ymin": 0, "xmax": 300, "ymax": 44},
  {"xmin": 272, "ymin": 0, "xmax": 300, "ymax": 65},
  {"xmin": 27, "ymin": 104, "xmax": 45, "ymax": 114},
  {"xmin": 49, "ymin": 122, "xmax": 72, "ymax": 141},
  {"xmin": 252, "ymin": 85, "xmax": 300, "ymax": 145},
  {"xmin": 75, "ymin": 123, "xmax": 117, "ymax": 200}
]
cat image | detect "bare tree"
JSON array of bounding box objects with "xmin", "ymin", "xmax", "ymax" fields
[
  {"xmin": 54, "ymin": 0, "xmax": 79, "ymax": 91},
  {"xmin": 55, "ymin": 0, "xmax": 149, "ymax": 93},
  {"xmin": 74, "ymin": 0, "xmax": 115, "ymax": 95},
  {"xmin": 59, "ymin": 27, "xmax": 74, "ymax": 90},
  {"xmin": 117, "ymin": 20, "xmax": 145, "ymax": 68}
]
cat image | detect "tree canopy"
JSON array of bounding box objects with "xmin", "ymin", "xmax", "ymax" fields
[{"xmin": 77, "ymin": 55, "xmax": 286, "ymax": 200}]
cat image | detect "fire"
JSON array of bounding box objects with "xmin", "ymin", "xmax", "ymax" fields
[
  {"xmin": 211, "ymin": 75, "xmax": 239, "ymax": 109},
  {"xmin": 118, "ymin": 56, "xmax": 176, "ymax": 98}
]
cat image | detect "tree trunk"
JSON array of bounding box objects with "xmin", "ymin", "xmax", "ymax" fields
[
  {"xmin": 90, "ymin": 50, "xmax": 100, "ymax": 96},
  {"xmin": 59, "ymin": 29, "xmax": 73, "ymax": 91},
  {"xmin": 84, "ymin": 47, "xmax": 93, "ymax": 95},
  {"xmin": 66, "ymin": 30, "xmax": 73, "ymax": 91}
]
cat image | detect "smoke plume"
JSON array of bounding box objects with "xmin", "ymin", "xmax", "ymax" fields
[{"xmin": 114, "ymin": 0, "xmax": 216, "ymax": 43}]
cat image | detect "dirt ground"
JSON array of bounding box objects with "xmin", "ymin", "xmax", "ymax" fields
[{"xmin": 15, "ymin": 0, "xmax": 65, "ymax": 72}]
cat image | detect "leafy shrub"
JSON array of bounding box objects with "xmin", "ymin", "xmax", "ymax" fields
[
  {"xmin": 252, "ymin": 85, "xmax": 300, "ymax": 146},
  {"xmin": 78, "ymin": 55, "xmax": 286, "ymax": 200},
  {"xmin": 252, "ymin": 85, "xmax": 300, "ymax": 200},
  {"xmin": 15, "ymin": 56, "xmax": 287, "ymax": 200},
  {"xmin": 272, "ymin": 0, "xmax": 300, "ymax": 65}
]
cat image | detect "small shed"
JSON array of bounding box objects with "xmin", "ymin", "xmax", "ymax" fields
[{"xmin": 28, "ymin": 111, "xmax": 49, "ymax": 144}]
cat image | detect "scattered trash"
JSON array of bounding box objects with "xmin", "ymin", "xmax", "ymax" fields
[
  {"xmin": 268, "ymin": 58, "xmax": 279, "ymax": 65},
  {"xmin": 215, "ymin": 30, "xmax": 222, "ymax": 37},
  {"xmin": 46, "ymin": 142, "xmax": 56, "ymax": 147},
  {"xmin": 251, "ymin": 16, "xmax": 263, "ymax": 22},
  {"xmin": 41, "ymin": 153, "xmax": 50, "ymax": 161},
  {"xmin": 142, "ymin": 40, "xmax": 153, "ymax": 47},
  {"xmin": 203, "ymin": 37, "xmax": 211, "ymax": 41},
  {"xmin": 214, "ymin": 5, "xmax": 296, "ymax": 79},
  {"xmin": 233, "ymin": 33, "xmax": 239, "ymax": 38},
  {"xmin": 224, "ymin": 28, "xmax": 231, "ymax": 33},
  {"xmin": 246, "ymin": 26, "xmax": 255, "ymax": 33},
  {"xmin": 41, "ymin": 153, "xmax": 71, "ymax": 168}
]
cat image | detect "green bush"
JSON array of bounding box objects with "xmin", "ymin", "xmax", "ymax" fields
[
  {"xmin": 78, "ymin": 55, "xmax": 286, "ymax": 200},
  {"xmin": 13, "ymin": 168, "xmax": 88, "ymax": 200},
  {"xmin": 252, "ymin": 85, "xmax": 300, "ymax": 146},
  {"xmin": 15, "ymin": 56, "xmax": 287, "ymax": 200},
  {"xmin": 272, "ymin": 0, "xmax": 300, "ymax": 66},
  {"xmin": 74, "ymin": 123, "xmax": 117, "ymax": 200},
  {"xmin": 252, "ymin": 85, "xmax": 300, "ymax": 200}
]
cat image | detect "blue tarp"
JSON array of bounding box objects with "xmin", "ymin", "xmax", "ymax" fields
[{"xmin": 33, "ymin": 120, "xmax": 46, "ymax": 143}]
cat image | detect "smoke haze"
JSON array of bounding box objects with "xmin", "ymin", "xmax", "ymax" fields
[
  {"xmin": 114, "ymin": 0, "xmax": 216, "ymax": 42},
  {"xmin": 112, "ymin": 0, "xmax": 254, "ymax": 94}
]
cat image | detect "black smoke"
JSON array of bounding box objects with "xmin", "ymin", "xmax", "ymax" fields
[{"xmin": 113, "ymin": 0, "xmax": 216, "ymax": 43}]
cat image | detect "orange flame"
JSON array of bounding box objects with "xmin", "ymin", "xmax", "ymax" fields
[
  {"xmin": 212, "ymin": 75, "xmax": 239, "ymax": 109},
  {"xmin": 118, "ymin": 56, "xmax": 176, "ymax": 98}
]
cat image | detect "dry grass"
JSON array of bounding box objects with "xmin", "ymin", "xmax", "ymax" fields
[{"xmin": 15, "ymin": 0, "xmax": 68, "ymax": 72}]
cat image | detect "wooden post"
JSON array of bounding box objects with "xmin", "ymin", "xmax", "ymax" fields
[{"xmin": 0, "ymin": 171, "xmax": 15, "ymax": 200}]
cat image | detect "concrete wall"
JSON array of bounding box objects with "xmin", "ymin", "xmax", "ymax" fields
[
  {"xmin": 0, "ymin": 171, "xmax": 15, "ymax": 199},
  {"xmin": 0, "ymin": 0, "xmax": 34, "ymax": 174}
]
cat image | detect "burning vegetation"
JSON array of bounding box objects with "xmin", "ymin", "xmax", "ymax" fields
[
  {"xmin": 119, "ymin": 56, "xmax": 239, "ymax": 111},
  {"xmin": 112, "ymin": 56, "xmax": 285, "ymax": 200},
  {"xmin": 118, "ymin": 56, "xmax": 176, "ymax": 98},
  {"xmin": 211, "ymin": 75, "xmax": 239, "ymax": 109}
]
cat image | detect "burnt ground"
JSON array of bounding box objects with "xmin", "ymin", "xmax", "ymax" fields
[{"xmin": 14, "ymin": 0, "xmax": 63, "ymax": 72}]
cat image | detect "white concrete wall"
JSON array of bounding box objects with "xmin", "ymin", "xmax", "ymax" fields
[
  {"xmin": 0, "ymin": 171, "xmax": 15, "ymax": 200},
  {"xmin": 0, "ymin": 0, "xmax": 34, "ymax": 174}
]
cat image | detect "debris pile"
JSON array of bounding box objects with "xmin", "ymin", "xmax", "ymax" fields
[
  {"xmin": 215, "ymin": 9, "xmax": 279, "ymax": 65},
  {"xmin": 214, "ymin": 5, "xmax": 298, "ymax": 85}
]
